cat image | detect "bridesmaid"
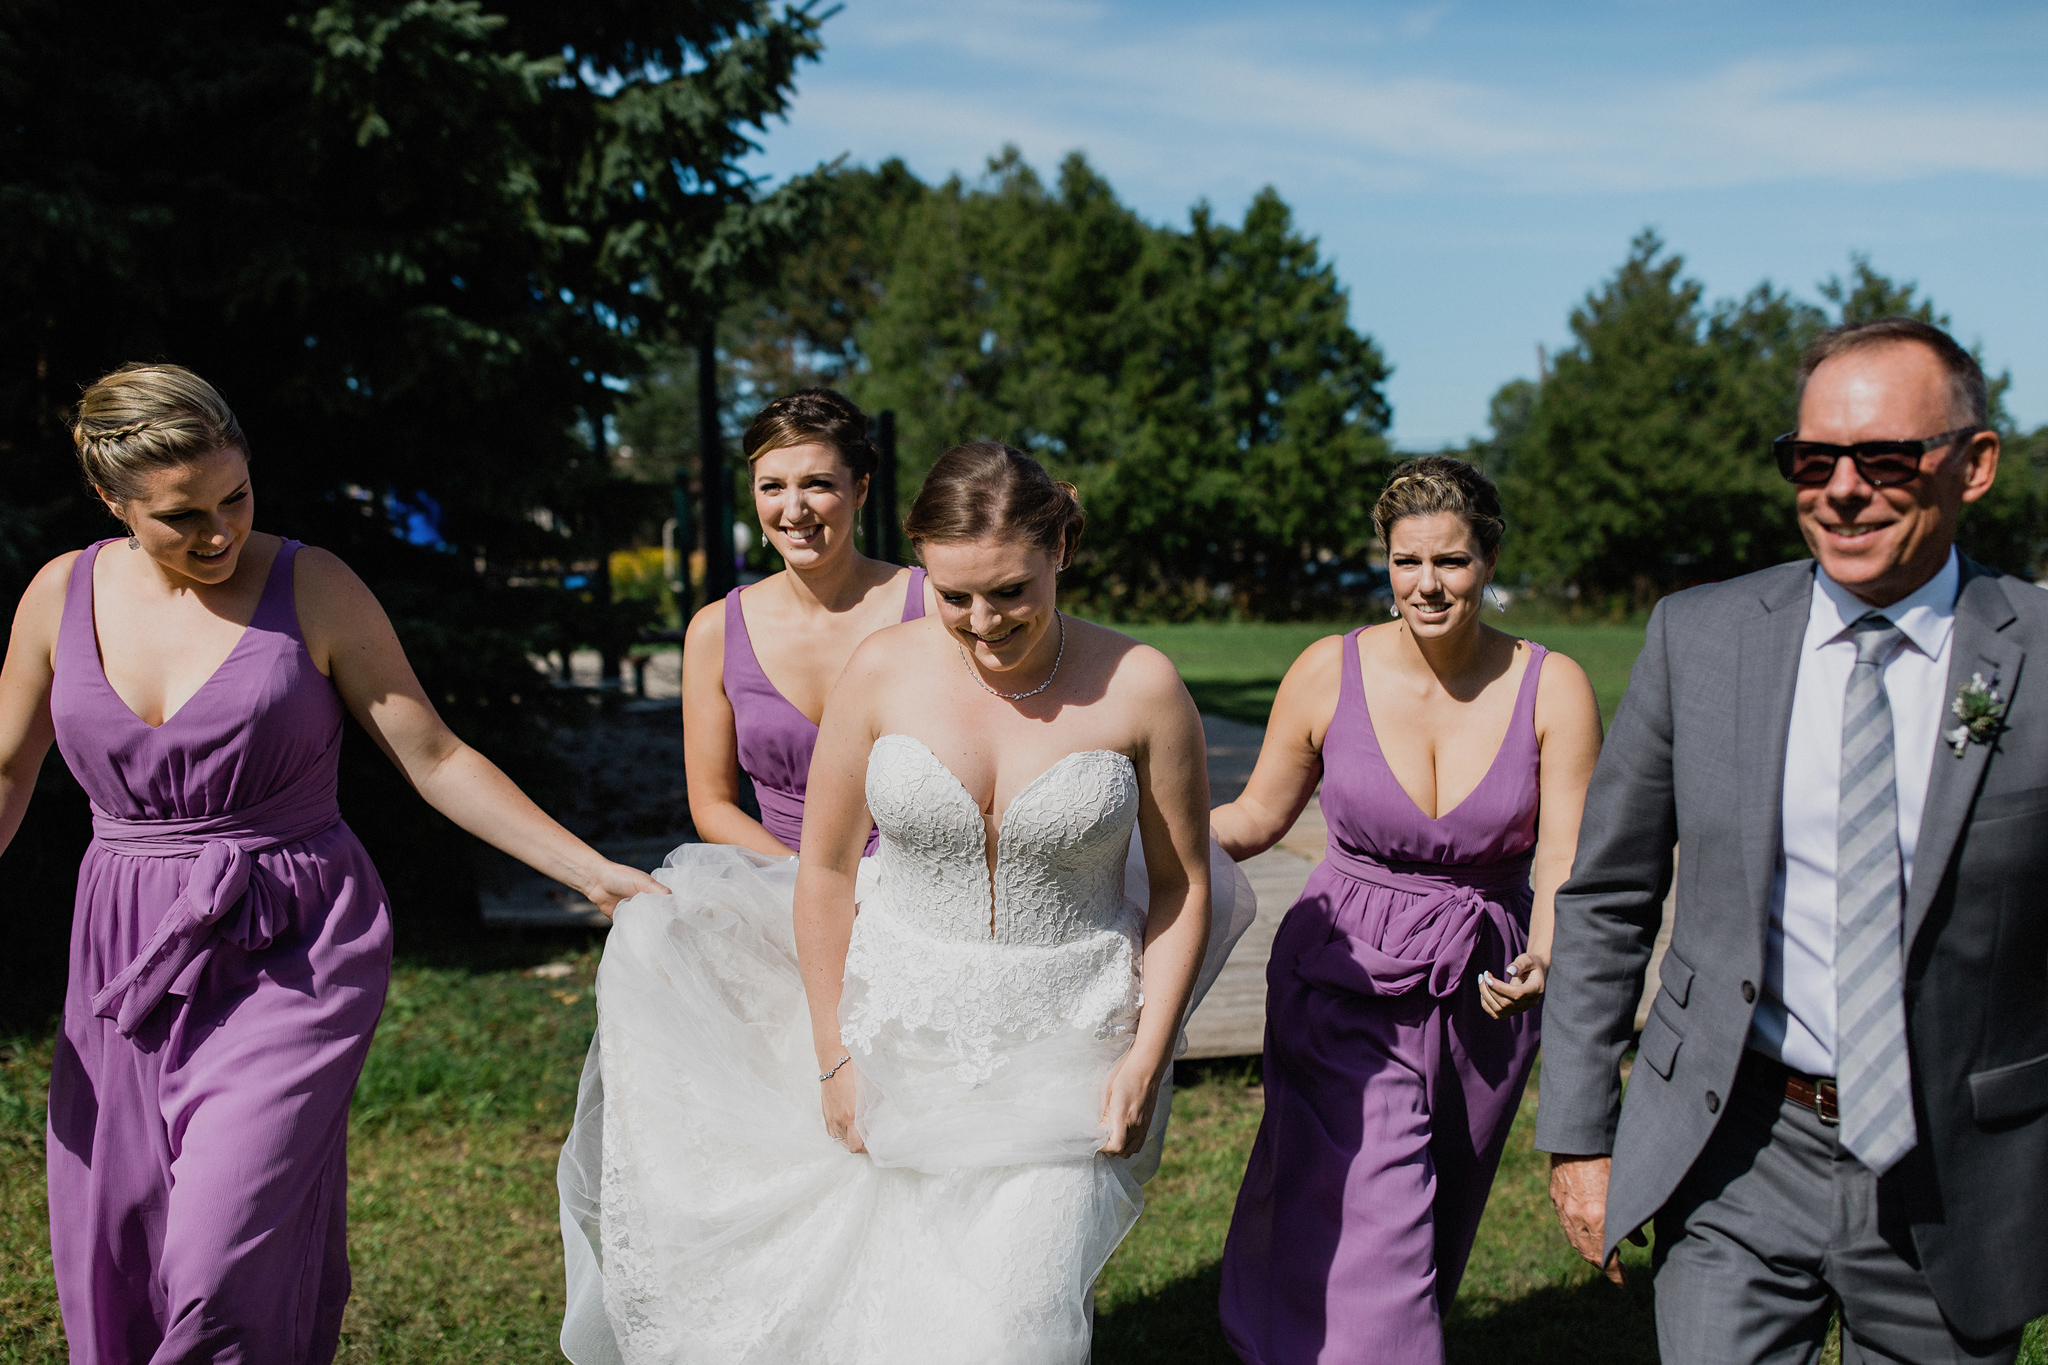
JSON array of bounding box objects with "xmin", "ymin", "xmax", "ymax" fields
[
  {"xmin": 680, "ymin": 388, "xmax": 929, "ymax": 855},
  {"xmin": 0, "ymin": 362, "xmax": 662, "ymax": 1363},
  {"xmin": 1213, "ymin": 457, "xmax": 1603, "ymax": 1364}
]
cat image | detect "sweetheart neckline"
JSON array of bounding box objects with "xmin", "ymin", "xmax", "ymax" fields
[{"xmin": 872, "ymin": 736, "xmax": 1135, "ymax": 912}]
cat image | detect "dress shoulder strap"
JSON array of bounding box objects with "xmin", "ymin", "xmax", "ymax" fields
[
  {"xmin": 901, "ymin": 566, "xmax": 927, "ymax": 622},
  {"xmin": 723, "ymin": 586, "xmax": 764, "ymax": 684},
  {"xmin": 1511, "ymin": 639, "xmax": 1549, "ymax": 737},
  {"xmin": 56, "ymin": 539, "xmax": 117, "ymax": 675},
  {"xmin": 250, "ymin": 538, "xmax": 305, "ymax": 639},
  {"xmin": 1338, "ymin": 625, "xmax": 1367, "ymax": 720}
]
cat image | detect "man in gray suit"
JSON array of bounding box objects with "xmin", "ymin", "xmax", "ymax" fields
[{"xmin": 1537, "ymin": 317, "xmax": 2047, "ymax": 1364}]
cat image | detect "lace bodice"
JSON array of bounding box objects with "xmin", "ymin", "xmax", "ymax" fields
[
  {"xmin": 844, "ymin": 735, "xmax": 1146, "ymax": 1082},
  {"xmin": 864, "ymin": 735, "xmax": 1139, "ymax": 944}
]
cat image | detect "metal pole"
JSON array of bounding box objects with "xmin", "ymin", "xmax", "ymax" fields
[
  {"xmin": 862, "ymin": 415, "xmax": 884, "ymax": 558},
  {"xmin": 669, "ymin": 468, "xmax": 693, "ymax": 612},
  {"xmin": 698, "ymin": 319, "xmax": 735, "ymax": 602},
  {"xmin": 876, "ymin": 410, "xmax": 900, "ymax": 565}
]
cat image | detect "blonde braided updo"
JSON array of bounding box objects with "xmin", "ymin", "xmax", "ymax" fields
[
  {"xmin": 72, "ymin": 363, "xmax": 248, "ymax": 507},
  {"xmin": 1371, "ymin": 455, "xmax": 1505, "ymax": 558}
]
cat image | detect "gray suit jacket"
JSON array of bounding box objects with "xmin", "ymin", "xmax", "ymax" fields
[{"xmin": 1534, "ymin": 556, "xmax": 2048, "ymax": 1340}]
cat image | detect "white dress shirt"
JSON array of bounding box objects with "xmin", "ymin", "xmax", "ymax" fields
[{"xmin": 1748, "ymin": 549, "xmax": 1959, "ymax": 1077}]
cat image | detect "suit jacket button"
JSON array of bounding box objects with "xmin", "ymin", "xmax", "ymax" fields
[
  {"xmin": 1706, "ymin": 1090, "xmax": 1720, "ymax": 1113},
  {"xmin": 1741, "ymin": 981, "xmax": 1756, "ymax": 1003}
]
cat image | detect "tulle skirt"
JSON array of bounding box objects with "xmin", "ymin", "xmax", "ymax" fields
[{"xmin": 559, "ymin": 840, "xmax": 1255, "ymax": 1365}]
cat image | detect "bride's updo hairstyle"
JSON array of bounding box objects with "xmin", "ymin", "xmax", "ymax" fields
[
  {"xmin": 741, "ymin": 387, "xmax": 879, "ymax": 479},
  {"xmin": 903, "ymin": 442, "xmax": 1085, "ymax": 568},
  {"xmin": 1372, "ymin": 455, "xmax": 1506, "ymax": 559},
  {"xmin": 72, "ymin": 362, "xmax": 248, "ymax": 506}
]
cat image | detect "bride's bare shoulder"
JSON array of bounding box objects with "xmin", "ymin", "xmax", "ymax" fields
[
  {"xmin": 1083, "ymin": 624, "xmax": 1188, "ymax": 709},
  {"xmin": 839, "ymin": 616, "xmax": 943, "ymax": 686}
]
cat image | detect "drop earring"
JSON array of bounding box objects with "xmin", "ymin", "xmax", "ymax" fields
[
  {"xmin": 126, "ymin": 532, "xmax": 139, "ymax": 550},
  {"xmin": 1487, "ymin": 584, "xmax": 1507, "ymax": 613},
  {"xmin": 1387, "ymin": 602, "xmax": 1400, "ymax": 618}
]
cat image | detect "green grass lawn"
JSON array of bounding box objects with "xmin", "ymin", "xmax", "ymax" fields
[
  {"xmin": 1108, "ymin": 613, "xmax": 1649, "ymax": 728},
  {"xmin": 1, "ymin": 951, "xmax": 2043, "ymax": 1362}
]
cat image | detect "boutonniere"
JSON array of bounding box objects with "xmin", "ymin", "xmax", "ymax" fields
[{"xmin": 1945, "ymin": 672, "xmax": 2007, "ymax": 757}]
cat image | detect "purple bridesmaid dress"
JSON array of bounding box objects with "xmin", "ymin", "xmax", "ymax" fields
[
  {"xmin": 46, "ymin": 538, "xmax": 393, "ymax": 1364},
  {"xmin": 720, "ymin": 567, "xmax": 924, "ymax": 852},
  {"xmin": 1220, "ymin": 629, "xmax": 1546, "ymax": 1365}
]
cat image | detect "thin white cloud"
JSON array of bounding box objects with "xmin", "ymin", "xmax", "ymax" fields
[
  {"xmin": 780, "ymin": 3, "xmax": 2048, "ymax": 197},
  {"xmin": 1402, "ymin": 3, "xmax": 1454, "ymax": 40}
]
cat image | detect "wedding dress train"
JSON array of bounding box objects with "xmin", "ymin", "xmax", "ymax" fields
[{"xmin": 559, "ymin": 734, "xmax": 1254, "ymax": 1364}]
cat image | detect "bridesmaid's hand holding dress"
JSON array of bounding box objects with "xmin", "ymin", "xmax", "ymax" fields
[{"xmin": 290, "ymin": 548, "xmax": 663, "ymax": 912}]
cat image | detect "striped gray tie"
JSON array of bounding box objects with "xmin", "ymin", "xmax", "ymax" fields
[{"xmin": 1836, "ymin": 613, "xmax": 1917, "ymax": 1174}]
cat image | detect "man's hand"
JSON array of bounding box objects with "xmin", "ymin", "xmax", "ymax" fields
[{"xmin": 1548, "ymin": 1153, "xmax": 1641, "ymax": 1285}]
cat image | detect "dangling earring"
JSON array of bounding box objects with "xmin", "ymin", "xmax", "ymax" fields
[
  {"xmin": 1387, "ymin": 602, "xmax": 1400, "ymax": 618},
  {"xmin": 126, "ymin": 532, "xmax": 139, "ymax": 550},
  {"xmin": 1487, "ymin": 584, "xmax": 1507, "ymax": 613}
]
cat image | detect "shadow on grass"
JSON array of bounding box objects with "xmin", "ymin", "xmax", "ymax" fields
[
  {"xmin": 1096, "ymin": 1260, "xmax": 1657, "ymax": 1365},
  {"xmin": 1096, "ymin": 1261, "xmax": 1234, "ymax": 1364},
  {"xmin": 1446, "ymin": 1273, "xmax": 1659, "ymax": 1365},
  {"xmin": 393, "ymin": 919, "xmax": 608, "ymax": 975},
  {"xmin": 1174, "ymin": 1054, "xmax": 1263, "ymax": 1089},
  {"xmin": 1181, "ymin": 679, "xmax": 1285, "ymax": 729}
]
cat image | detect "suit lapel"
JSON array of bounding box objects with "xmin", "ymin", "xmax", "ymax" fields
[
  {"xmin": 1906, "ymin": 564, "xmax": 2021, "ymax": 950},
  {"xmin": 1737, "ymin": 565, "xmax": 1814, "ymax": 920}
]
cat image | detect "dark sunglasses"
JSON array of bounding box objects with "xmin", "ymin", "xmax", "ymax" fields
[{"xmin": 1772, "ymin": 427, "xmax": 1980, "ymax": 488}]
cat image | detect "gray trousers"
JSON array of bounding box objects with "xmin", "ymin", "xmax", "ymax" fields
[{"xmin": 1652, "ymin": 1052, "xmax": 2022, "ymax": 1365}]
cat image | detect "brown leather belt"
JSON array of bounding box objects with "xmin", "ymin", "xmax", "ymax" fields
[
  {"xmin": 1743, "ymin": 1051, "xmax": 1840, "ymax": 1126},
  {"xmin": 1784, "ymin": 1071, "xmax": 1840, "ymax": 1127}
]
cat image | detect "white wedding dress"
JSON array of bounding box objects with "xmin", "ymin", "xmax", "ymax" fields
[{"xmin": 558, "ymin": 734, "xmax": 1255, "ymax": 1365}]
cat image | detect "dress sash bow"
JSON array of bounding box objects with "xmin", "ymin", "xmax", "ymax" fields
[
  {"xmin": 1294, "ymin": 846, "xmax": 1533, "ymax": 999},
  {"xmin": 87, "ymin": 771, "xmax": 341, "ymax": 1036}
]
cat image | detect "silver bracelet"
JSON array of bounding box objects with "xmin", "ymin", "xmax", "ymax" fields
[{"xmin": 818, "ymin": 1054, "xmax": 852, "ymax": 1083}]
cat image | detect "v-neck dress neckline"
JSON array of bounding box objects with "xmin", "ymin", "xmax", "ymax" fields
[
  {"xmin": 1352, "ymin": 632, "xmax": 1539, "ymax": 827},
  {"xmin": 1328, "ymin": 626, "xmax": 1547, "ymax": 868},
  {"xmin": 90, "ymin": 537, "xmax": 294, "ymax": 731},
  {"xmin": 723, "ymin": 567, "xmax": 926, "ymax": 851}
]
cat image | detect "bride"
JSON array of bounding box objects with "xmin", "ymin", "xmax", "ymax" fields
[{"xmin": 560, "ymin": 442, "xmax": 1247, "ymax": 1364}]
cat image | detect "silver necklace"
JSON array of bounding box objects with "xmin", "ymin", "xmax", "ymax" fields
[{"xmin": 958, "ymin": 611, "xmax": 1066, "ymax": 701}]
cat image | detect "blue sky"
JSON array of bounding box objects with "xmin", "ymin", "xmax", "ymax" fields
[{"xmin": 741, "ymin": 0, "xmax": 2048, "ymax": 450}]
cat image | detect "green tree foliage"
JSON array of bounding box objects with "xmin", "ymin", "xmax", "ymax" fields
[
  {"xmin": 727, "ymin": 158, "xmax": 931, "ymax": 396},
  {"xmin": 1488, "ymin": 234, "xmax": 2041, "ymax": 607},
  {"xmin": 0, "ymin": 1, "xmax": 826, "ymax": 997},
  {"xmin": 1077, "ymin": 189, "xmax": 1394, "ymax": 618},
  {"xmin": 608, "ymin": 160, "xmax": 933, "ymax": 586},
  {"xmin": 744, "ymin": 149, "xmax": 1393, "ymax": 618}
]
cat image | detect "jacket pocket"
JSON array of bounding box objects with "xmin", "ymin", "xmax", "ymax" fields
[
  {"xmin": 1638, "ymin": 1002, "xmax": 1684, "ymax": 1080},
  {"xmin": 1970, "ymin": 1050, "xmax": 2048, "ymax": 1125},
  {"xmin": 1658, "ymin": 942, "xmax": 1695, "ymax": 1009},
  {"xmin": 1968, "ymin": 785, "xmax": 2048, "ymax": 825}
]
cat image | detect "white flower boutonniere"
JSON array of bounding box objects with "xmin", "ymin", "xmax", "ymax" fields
[{"xmin": 1945, "ymin": 672, "xmax": 2008, "ymax": 757}]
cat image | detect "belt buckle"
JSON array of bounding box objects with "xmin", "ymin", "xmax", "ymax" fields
[{"xmin": 1812, "ymin": 1078, "xmax": 1839, "ymax": 1127}]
